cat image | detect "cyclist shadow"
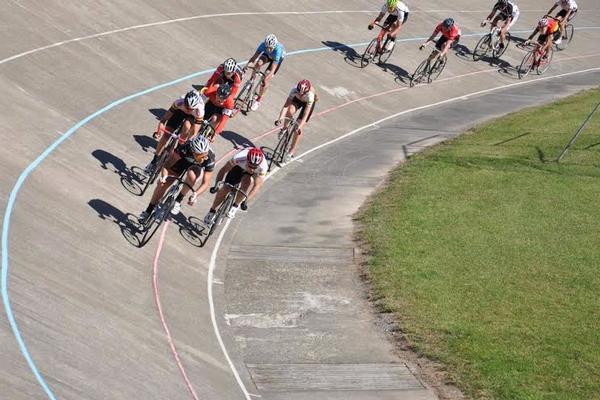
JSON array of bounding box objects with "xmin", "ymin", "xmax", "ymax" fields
[
  {"xmin": 479, "ymin": 54, "xmax": 514, "ymax": 74},
  {"xmin": 378, "ymin": 62, "xmax": 411, "ymax": 85},
  {"xmin": 453, "ymin": 43, "xmax": 473, "ymax": 61},
  {"xmin": 149, "ymin": 108, "xmax": 167, "ymax": 120},
  {"xmin": 220, "ymin": 130, "xmax": 256, "ymax": 149},
  {"xmin": 176, "ymin": 213, "xmax": 211, "ymax": 247},
  {"xmin": 91, "ymin": 149, "xmax": 145, "ymax": 196},
  {"xmin": 321, "ymin": 40, "xmax": 362, "ymax": 68},
  {"xmin": 88, "ymin": 198, "xmax": 144, "ymax": 247},
  {"xmin": 133, "ymin": 134, "xmax": 156, "ymax": 153}
]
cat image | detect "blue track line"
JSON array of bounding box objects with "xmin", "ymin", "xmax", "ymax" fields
[{"xmin": 2, "ymin": 26, "xmax": 599, "ymax": 399}]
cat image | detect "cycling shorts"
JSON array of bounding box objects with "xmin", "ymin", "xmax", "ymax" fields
[
  {"xmin": 291, "ymin": 98, "xmax": 316, "ymax": 125},
  {"xmin": 225, "ymin": 165, "xmax": 249, "ymax": 186},
  {"xmin": 556, "ymin": 8, "xmax": 577, "ymax": 19},
  {"xmin": 384, "ymin": 12, "xmax": 408, "ymax": 26},
  {"xmin": 538, "ymin": 30, "xmax": 561, "ymax": 44},
  {"xmin": 258, "ymin": 54, "xmax": 284, "ymax": 75},
  {"xmin": 435, "ymin": 35, "xmax": 459, "ymax": 51},
  {"xmin": 166, "ymin": 109, "xmax": 195, "ymax": 131}
]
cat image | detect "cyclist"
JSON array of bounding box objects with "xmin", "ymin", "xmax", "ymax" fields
[
  {"xmin": 481, "ymin": 0, "xmax": 520, "ymax": 49},
  {"xmin": 420, "ymin": 18, "xmax": 462, "ymax": 62},
  {"xmin": 243, "ymin": 34, "xmax": 285, "ymax": 111},
  {"xmin": 547, "ymin": 0, "xmax": 578, "ymax": 43},
  {"xmin": 274, "ymin": 79, "xmax": 318, "ymax": 164},
  {"xmin": 203, "ymin": 147, "xmax": 267, "ymax": 223},
  {"xmin": 202, "ymin": 58, "xmax": 242, "ymax": 102},
  {"xmin": 368, "ymin": 0, "xmax": 410, "ymax": 52},
  {"xmin": 524, "ymin": 17, "xmax": 560, "ymax": 61},
  {"xmin": 138, "ymin": 135, "xmax": 215, "ymax": 222},
  {"xmin": 201, "ymin": 82, "xmax": 235, "ymax": 140},
  {"xmin": 144, "ymin": 90, "xmax": 204, "ymax": 174}
]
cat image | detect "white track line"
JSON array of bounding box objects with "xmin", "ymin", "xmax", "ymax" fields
[{"xmin": 206, "ymin": 66, "xmax": 600, "ymax": 398}]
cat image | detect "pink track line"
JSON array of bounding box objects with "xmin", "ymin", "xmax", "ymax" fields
[{"xmin": 149, "ymin": 50, "xmax": 600, "ymax": 399}]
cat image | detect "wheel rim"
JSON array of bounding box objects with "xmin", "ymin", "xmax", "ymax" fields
[
  {"xmin": 361, "ymin": 39, "xmax": 377, "ymax": 67},
  {"xmin": 537, "ymin": 48, "xmax": 553, "ymax": 74},
  {"xmin": 518, "ymin": 51, "xmax": 535, "ymax": 78},
  {"xmin": 473, "ymin": 35, "xmax": 491, "ymax": 61}
]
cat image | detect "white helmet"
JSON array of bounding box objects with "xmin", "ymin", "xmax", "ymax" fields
[
  {"xmin": 223, "ymin": 58, "xmax": 237, "ymax": 74},
  {"xmin": 190, "ymin": 134, "xmax": 210, "ymax": 154},
  {"xmin": 265, "ymin": 34, "xmax": 278, "ymax": 49},
  {"xmin": 185, "ymin": 90, "xmax": 202, "ymax": 108}
]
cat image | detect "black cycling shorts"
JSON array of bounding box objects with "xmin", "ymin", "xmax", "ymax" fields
[
  {"xmin": 225, "ymin": 165, "xmax": 248, "ymax": 187},
  {"xmin": 204, "ymin": 101, "xmax": 224, "ymax": 122},
  {"xmin": 291, "ymin": 98, "xmax": 316, "ymax": 125},
  {"xmin": 166, "ymin": 109, "xmax": 194, "ymax": 132},
  {"xmin": 258, "ymin": 54, "xmax": 284, "ymax": 75}
]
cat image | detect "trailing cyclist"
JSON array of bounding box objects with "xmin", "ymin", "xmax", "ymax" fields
[
  {"xmin": 202, "ymin": 58, "xmax": 242, "ymax": 102},
  {"xmin": 243, "ymin": 34, "xmax": 285, "ymax": 111},
  {"xmin": 420, "ymin": 18, "xmax": 462, "ymax": 62},
  {"xmin": 524, "ymin": 17, "xmax": 561, "ymax": 60},
  {"xmin": 138, "ymin": 135, "xmax": 215, "ymax": 222},
  {"xmin": 368, "ymin": 0, "xmax": 410, "ymax": 52},
  {"xmin": 144, "ymin": 90, "xmax": 204, "ymax": 174},
  {"xmin": 481, "ymin": 0, "xmax": 520, "ymax": 49},
  {"xmin": 547, "ymin": 0, "xmax": 578, "ymax": 43},
  {"xmin": 204, "ymin": 147, "xmax": 267, "ymax": 224},
  {"xmin": 202, "ymin": 82, "xmax": 235, "ymax": 140},
  {"xmin": 274, "ymin": 79, "xmax": 318, "ymax": 164}
]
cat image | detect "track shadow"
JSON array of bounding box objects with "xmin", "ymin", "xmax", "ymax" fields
[
  {"xmin": 91, "ymin": 149, "xmax": 146, "ymax": 196},
  {"xmin": 494, "ymin": 132, "xmax": 532, "ymax": 145},
  {"xmin": 149, "ymin": 108, "xmax": 167, "ymax": 120},
  {"xmin": 584, "ymin": 141, "xmax": 600, "ymax": 150},
  {"xmin": 379, "ymin": 62, "xmax": 411, "ymax": 85},
  {"xmin": 178, "ymin": 215, "xmax": 211, "ymax": 247},
  {"xmin": 133, "ymin": 134, "xmax": 156, "ymax": 153},
  {"xmin": 220, "ymin": 130, "xmax": 256, "ymax": 148},
  {"xmin": 322, "ymin": 40, "xmax": 362, "ymax": 67},
  {"xmin": 88, "ymin": 199, "xmax": 143, "ymax": 247}
]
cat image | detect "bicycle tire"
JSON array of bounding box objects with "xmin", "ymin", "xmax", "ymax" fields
[
  {"xmin": 378, "ymin": 40, "xmax": 395, "ymax": 64},
  {"xmin": 518, "ymin": 50, "xmax": 535, "ymax": 79},
  {"xmin": 473, "ymin": 34, "xmax": 492, "ymax": 61},
  {"xmin": 410, "ymin": 59, "xmax": 429, "ymax": 87},
  {"xmin": 246, "ymin": 73, "xmax": 265, "ymax": 112},
  {"xmin": 268, "ymin": 120, "xmax": 297, "ymax": 171},
  {"xmin": 428, "ymin": 55, "xmax": 447, "ymax": 83},
  {"xmin": 556, "ymin": 24, "xmax": 574, "ymax": 51},
  {"xmin": 536, "ymin": 46, "xmax": 553, "ymax": 75},
  {"xmin": 493, "ymin": 32, "xmax": 510, "ymax": 58},
  {"xmin": 235, "ymin": 80, "xmax": 253, "ymax": 112},
  {"xmin": 206, "ymin": 191, "xmax": 234, "ymax": 240},
  {"xmin": 138, "ymin": 191, "xmax": 175, "ymax": 246},
  {"xmin": 140, "ymin": 138, "xmax": 175, "ymax": 196},
  {"xmin": 360, "ymin": 39, "xmax": 377, "ymax": 68}
]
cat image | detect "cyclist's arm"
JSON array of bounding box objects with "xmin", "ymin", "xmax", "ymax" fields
[
  {"xmin": 372, "ymin": 11, "xmax": 385, "ymax": 26},
  {"xmin": 194, "ymin": 169, "xmax": 213, "ymax": 197},
  {"xmin": 213, "ymin": 108, "xmax": 233, "ymax": 135},
  {"xmin": 278, "ymin": 96, "xmax": 294, "ymax": 121},
  {"xmin": 205, "ymin": 69, "xmax": 220, "ymax": 88},
  {"xmin": 485, "ymin": 5, "xmax": 498, "ymax": 21},
  {"xmin": 157, "ymin": 107, "xmax": 175, "ymax": 133},
  {"xmin": 247, "ymin": 175, "xmax": 264, "ymax": 202},
  {"xmin": 246, "ymin": 51, "xmax": 260, "ymax": 69}
]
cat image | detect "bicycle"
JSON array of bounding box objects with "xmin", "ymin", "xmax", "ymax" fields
[
  {"xmin": 269, "ymin": 117, "xmax": 299, "ymax": 171},
  {"xmin": 235, "ymin": 64, "xmax": 265, "ymax": 114},
  {"xmin": 198, "ymin": 118, "xmax": 216, "ymax": 141},
  {"xmin": 473, "ymin": 22, "xmax": 511, "ymax": 61},
  {"xmin": 517, "ymin": 41, "xmax": 554, "ymax": 79},
  {"xmin": 555, "ymin": 22, "xmax": 574, "ymax": 51},
  {"xmin": 204, "ymin": 182, "xmax": 248, "ymax": 242},
  {"xmin": 410, "ymin": 44, "xmax": 448, "ymax": 86},
  {"xmin": 361, "ymin": 23, "xmax": 396, "ymax": 68},
  {"xmin": 137, "ymin": 168, "xmax": 194, "ymax": 246},
  {"xmin": 141, "ymin": 125, "xmax": 181, "ymax": 196}
]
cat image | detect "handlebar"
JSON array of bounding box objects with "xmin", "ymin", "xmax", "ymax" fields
[{"xmin": 209, "ymin": 181, "xmax": 249, "ymax": 201}]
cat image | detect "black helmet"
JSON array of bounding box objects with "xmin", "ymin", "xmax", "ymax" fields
[
  {"xmin": 443, "ymin": 18, "xmax": 455, "ymax": 28},
  {"xmin": 217, "ymin": 83, "xmax": 232, "ymax": 99}
]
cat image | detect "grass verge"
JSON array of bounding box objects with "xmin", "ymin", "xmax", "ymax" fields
[{"xmin": 357, "ymin": 88, "xmax": 600, "ymax": 400}]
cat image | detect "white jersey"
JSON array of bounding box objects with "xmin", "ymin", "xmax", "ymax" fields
[
  {"xmin": 232, "ymin": 149, "xmax": 268, "ymax": 177},
  {"xmin": 381, "ymin": 1, "xmax": 409, "ymax": 17},
  {"xmin": 289, "ymin": 87, "xmax": 316, "ymax": 106},
  {"xmin": 172, "ymin": 97, "xmax": 204, "ymax": 120},
  {"xmin": 556, "ymin": 0, "xmax": 577, "ymax": 10}
]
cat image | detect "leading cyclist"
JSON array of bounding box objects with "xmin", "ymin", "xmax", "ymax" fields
[
  {"xmin": 202, "ymin": 58, "xmax": 242, "ymax": 103},
  {"xmin": 481, "ymin": 0, "xmax": 520, "ymax": 49},
  {"xmin": 420, "ymin": 18, "xmax": 462, "ymax": 62},
  {"xmin": 368, "ymin": 0, "xmax": 410, "ymax": 52},
  {"xmin": 547, "ymin": 0, "xmax": 578, "ymax": 43},
  {"xmin": 243, "ymin": 34, "xmax": 285, "ymax": 111}
]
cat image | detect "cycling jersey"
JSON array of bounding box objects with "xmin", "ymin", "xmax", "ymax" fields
[
  {"xmin": 380, "ymin": 1, "xmax": 410, "ymax": 21},
  {"xmin": 169, "ymin": 97, "xmax": 204, "ymax": 124},
  {"xmin": 202, "ymin": 84, "xmax": 235, "ymax": 135},
  {"xmin": 288, "ymin": 87, "xmax": 316, "ymax": 107},
  {"xmin": 255, "ymin": 42, "xmax": 285, "ymax": 63},
  {"xmin": 231, "ymin": 149, "xmax": 268, "ymax": 177},
  {"xmin": 433, "ymin": 23, "xmax": 461, "ymax": 40},
  {"xmin": 556, "ymin": 0, "xmax": 577, "ymax": 10},
  {"xmin": 494, "ymin": 0, "xmax": 520, "ymax": 18},
  {"xmin": 205, "ymin": 64, "xmax": 242, "ymax": 99},
  {"xmin": 176, "ymin": 145, "xmax": 216, "ymax": 170},
  {"xmin": 542, "ymin": 19, "xmax": 560, "ymax": 35}
]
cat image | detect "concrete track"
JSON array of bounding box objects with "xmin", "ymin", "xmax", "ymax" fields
[{"xmin": 1, "ymin": 1, "xmax": 599, "ymax": 399}]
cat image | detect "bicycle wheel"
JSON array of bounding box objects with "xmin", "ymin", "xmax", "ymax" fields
[
  {"xmin": 138, "ymin": 190, "xmax": 176, "ymax": 246},
  {"xmin": 410, "ymin": 59, "xmax": 429, "ymax": 87},
  {"xmin": 493, "ymin": 32, "xmax": 510, "ymax": 58},
  {"xmin": 517, "ymin": 50, "xmax": 535, "ymax": 79},
  {"xmin": 235, "ymin": 80, "xmax": 253, "ymax": 112},
  {"xmin": 556, "ymin": 24, "xmax": 574, "ymax": 51},
  {"xmin": 360, "ymin": 39, "xmax": 377, "ymax": 68},
  {"xmin": 247, "ymin": 73, "xmax": 265, "ymax": 111},
  {"xmin": 473, "ymin": 34, "xmax": 492, "ymax": 61},
  {"xmin": 205, "ymin": 192, "xmax": 234, "ymax": 241},
  {"xmin": 268, "ymin": 121, "xmax": 296, "ymax": 171},
  {"xmin": 428, "ymin": 56, "xmax": 447, "ymax": 83},
  {"xmin": 536, "ymin": 46, "xmax": 553, "ymax": 75},
  {"xmin": 140, "ymin": 140, "xmax": 173, "ymax": 196},
  {"xmin": 378, "ymin": 40, "xmax": 395, "ymax": 64}
]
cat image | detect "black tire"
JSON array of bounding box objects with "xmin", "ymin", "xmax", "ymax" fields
[
  {"xmin": 205, "ymin": 191, "xmax": 234, "ymax": 241},
  {"xmin": 473, "ymin": 34, "xmax": 492, "ymax": 61},
  {"xmin": 410, "ymin": 59, "xmax": 429, "ymax": 87},
  {"xmin": 556, "ymin": 24, "xmax": 574, "ymax": 51},
  {"xmin": 428, "ymin": 55, "xmax": 447, "ymax": 82},
  {"xmin": 235, "ymin": 81, "xmax": 253, "ymax": 112},
  {"xmin": 360, "ymin": 39, "xmax": 377, "ymax": 68},
  {"xmin": 493, "ymin": 32, "xmax": 510, "ymax": 58},
  {"xmin": 247, "ymin": 73, "xmax": 265, "ymax": 112},
  {"xmin": 518, "ymin": 50, "xmax": 535, "ymax": 79},
  {"xmin": 378, "ymin": 39, "xmax": 395, "ymax": 64},
  {"xmin": 200, "ymin": 123, "xmax": 215, "ymax": 141},
  {"xmin": 140, "ymin": 145, "xmax": 170, "ymax": 196},
  {"xmin": 268, "ymin": 122, "xmax": 295, "ymax": 171},
  {"xmin": 536, "ymin": 46, "xmax": 553, "ymax": 75},
  {"xmin": 138, "ymin": 193, "xmax": 175, "ymax": 247}
]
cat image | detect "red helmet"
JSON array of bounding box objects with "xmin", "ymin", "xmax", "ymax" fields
[
  {"xmin": 246, "ymin": 147, "xmax": 264, "ymax": 167},
  {"xmin": 297, "ymin": 79, "xmax": 311, "ymax": 95}
]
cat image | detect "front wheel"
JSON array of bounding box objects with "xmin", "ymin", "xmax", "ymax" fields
[
  {"xmin": 378, "ymin": 39, "xmax": 395, "ymax": 64},
  {"xmin": 493, "ymin": 32, "xmax": 510, "ymax": 58},
  {"xmin": 536, "ymin": 46, "xmax": 553, "ymax": 75},
  {"xmin": 235, "ymin": 80, "xmax": 253, "ymax": 112},
  {"xmin": 517, "ymin": 50, "xmax": 535, "ymax": 79},
  {"xmin": 360, "ymin": 39, "xmax": 378, "ymax": 68},
  {"xmin": 473, "ymin": 34, "xmax": 492, "ymax": 61},
  {"xmin": 410, "ymin": 59, "xmax": 429, "ymax": 87},
  {"xmin": 428, "ymin": 55, "xmax": 447, "ymax": 83}
]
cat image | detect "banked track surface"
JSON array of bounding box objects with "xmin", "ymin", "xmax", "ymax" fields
[{"xmin": 1, "ymin": 1, "xmax": 600, "ymax": 399}]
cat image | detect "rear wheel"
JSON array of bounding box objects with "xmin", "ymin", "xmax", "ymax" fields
[
  {"xmin": 473, "ymin": 34, "xmax": 492, "ymax": 61},
  {"xmin": 556, "ymin": 24, "xmax": 574, "ymax": 51},
  {"xmin": 428, "ymin": 55, "xmax": 447, "ymax": 82},
  {"xmin": 378, "ymin": 38, "xmax": 395, "ymax": 64},
  {"xmin": 235, "ymin": 80, "xmax": 253, "ymax": 112},
  {"xmin": 140, "ymin": 143, "xmax": 171, "ymax": 196},
  {"xmin": 360, "ymin": 39, "xmax": 378, "ymax": 68},
  {"xmin": 268, "ymin": 122, "xmax": 296, "ymax": 171},
  {"xmin": 493, "ymin": 32, "xmax": 510, "ymax": 58},
  {"xmin": 410, "ymin": 59, "xmax": 429, "ymax": 87},
  {"xmin": 517, "ymin": 50, "xmax": 535, "ymax": 79},
  {"xmin": 536, "ymin": 46, "xmax": 553, "ymax": 75}
]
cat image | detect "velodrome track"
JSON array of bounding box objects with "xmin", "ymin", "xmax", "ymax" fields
[{"xmin": 1, "ymin": 1, "xmax": 599, "ymax": 399}]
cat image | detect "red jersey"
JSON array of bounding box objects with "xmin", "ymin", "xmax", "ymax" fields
[
  {"xmin": 542, "ymin": 19, "xmax": 560, "ymax": 35},
  {"xmin": 433, "ymin": 23, "xmax": 461, "ymax": 40},
  {"xmin": 204, "ymin": 64, "xmax": 242, "ymax": 100},
  {"xmin": 203, "ymin": 84, "xmax": 235, "ymax": 135}
]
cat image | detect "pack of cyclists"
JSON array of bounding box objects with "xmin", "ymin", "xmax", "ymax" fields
[{"xmin": 135, "ymin": 0, "xmax": 580, "ymax": 231}]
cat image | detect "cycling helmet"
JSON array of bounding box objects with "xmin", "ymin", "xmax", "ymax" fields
[
  {"xmin": 185, "ymin": 90, "xmax": 201, "ymax": 108},
  {"xmin": 246, "ymin": 147, "xmax": 264, "ymax": 167},
  {"xmin": 297, "ymin": 79, "xmax": 311, "ymax": 95},
  {"xmin": 442, "ymin": 18, "xmax": 455, "ymax": 28},
  {"xmin": 386, "ymin": 0, "xmax": 399, "ymax": 9},
  {"xmin": 223, "ymin": 58, "xmax": 237, "ymax": 74},
  {"xmin": 265, "ymin": 34, "xmax": 278, "ymax": 49},
  {"xmin": 190, "ymin": 134, "xmax": 210, "ymax": 154},
  {"xmin": 497, "ymin": 0, "xmax": 508, "ymax": 5},
  {"xmin": 217, "ymin": 82, "xmax": 232, "ymax": 99},
  {"xmin": 538, "ymin": 17, "xmax": 549, "ymax": 27}
]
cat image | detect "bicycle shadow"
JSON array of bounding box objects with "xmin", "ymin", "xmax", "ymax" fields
[
  {"xmin": 178, "ymin": 215, "xmax": 211, "ymax": 247},
  {"xmin": 220, "ymin": 130, "xmax": 256, "ymax": 149},
  {"xmin": 133, "ymin": 134, "xmax": 156, "ymax": 153},
  {"xmin": 88, "ymin": 199, "xmax": 143, "ymax": 247},
  {"xmin": 379, "ymin": 62, "xmax": 411, "ymax": 85},
  {"xmin": 321, "ymin": 40, "xmax": 362, "ymax": 68},
  {"xmin": 91, "ymin": 149, "xmax": 146, "ymax": 196}
]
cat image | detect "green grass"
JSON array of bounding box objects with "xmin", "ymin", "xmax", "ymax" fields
[{"xmin": 358, "ymin": 89, "xmax": 600, "ymax": 400}]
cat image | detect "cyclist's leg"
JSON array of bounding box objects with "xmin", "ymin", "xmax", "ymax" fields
[
  {"xmin": 430, "ymin": 37, "xmax": 445, "ymax": 61},
  {"xmin": 289, "ymin": 104, "xmax": 310, "ymax": 156},
  {"xmin": 209, "ymin": 166, "xmax": 243, "ymax": 211},
  {"xmin": 284, "ymin": 103, "xmax": 298, "ymax": 128},
  {"xmin": 179, "ymin": 166, "xmax": 200, "ymax": 198},
  {"xmin": 235, "ymin": 174, "xmax": 253, "ymax": 205}
]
